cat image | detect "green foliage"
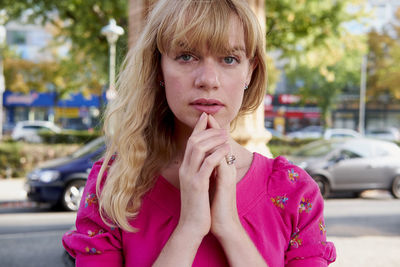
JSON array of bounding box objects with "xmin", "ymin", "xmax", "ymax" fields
[
  {"xmin": 1, "ymin": 0, "xmax": 128, "ymax": 93},
  {"xmin": 268, "ymin": 136, "xmax": 317, "ymax": 157},
  {"xmin": 286, "ymin": 48, "xmax": 364, "ymax": 126},
  {"xmin": 0, "ymin": 142, "xmax": 23, "ymax": 178},
  {"xmin": 367, "ymin": 8, "xmax": 400, "ymax": 101},
  {"xmin": 266, "ymin": 0, "xmax": 367, "ymax": 126},
  {"xmin": 39, "ymin": 130, "xmax": 102, "ymax": 144}
]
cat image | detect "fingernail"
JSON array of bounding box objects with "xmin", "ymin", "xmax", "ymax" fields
[{"xmin": 200, "ymin": 112, "xmax": 207, "ymax": 120}]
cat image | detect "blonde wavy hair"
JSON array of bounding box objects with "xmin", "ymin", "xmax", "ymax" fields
[{"xmin": 97, "ymin": 0, "xmax": 268, "ymax": 232}]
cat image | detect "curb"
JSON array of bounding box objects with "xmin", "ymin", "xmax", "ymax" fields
[{"xmin": 0, "ymin": 200, "xmax": 37, "ymax": 209}]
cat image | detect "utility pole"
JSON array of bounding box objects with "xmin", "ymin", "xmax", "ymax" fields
[{"xmin": 358, "ymin": 55, "xmax": 367, "ymax": 135}]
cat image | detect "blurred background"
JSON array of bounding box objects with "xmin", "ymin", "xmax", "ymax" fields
[{"xmin": 0, "ymin": 0, "xmax": 399, "ymax": 266}]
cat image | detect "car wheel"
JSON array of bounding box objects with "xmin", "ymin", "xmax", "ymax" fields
[
  {"xmin": 61, "ymin": 180, "xmax": 86, "ymax": 211},
  {"xmin": 313, "ymin": 175, "xmax": 330, "ymax": 198},
  {"xmin": 391, "ymin": 176, "xmax": 400, "ymax": 199}
]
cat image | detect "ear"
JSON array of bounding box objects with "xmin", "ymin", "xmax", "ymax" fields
[{"xmin": 246, "ymin": 57, "xmax": 258, "ymax": 85}]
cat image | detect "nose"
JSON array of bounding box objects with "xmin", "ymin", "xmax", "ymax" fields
[{"xmin": 194, "ymin": 58, "xmax": 220, "ymax": 90}]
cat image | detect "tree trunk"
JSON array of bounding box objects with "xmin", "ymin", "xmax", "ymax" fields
[{"xmin": 128, "ymin": 0, "xmax": 272, "ymax": 157}]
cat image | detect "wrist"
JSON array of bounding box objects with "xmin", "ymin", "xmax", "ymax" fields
[
  {"xmin": 212, "ymin": 220, "xmax": 244, "ymax": 243},
  {"xmin": 174, "ymin": 223, "xmax": 207, "ymax": 245}
]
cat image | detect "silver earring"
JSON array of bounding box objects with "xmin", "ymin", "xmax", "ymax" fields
[
  {"xmin": 244, "ymin": 83, "xmax": 249, "ymax": 90},
  {"xmin": 160, "ymin": 81, "xmax": 165, "ymax": 87}
]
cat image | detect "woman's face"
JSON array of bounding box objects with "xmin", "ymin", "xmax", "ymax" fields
[{"xmin": 161, "ymin": 16, "xmax": 255, "ymax": 131}]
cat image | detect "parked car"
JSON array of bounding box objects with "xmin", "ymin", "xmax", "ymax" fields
[
  {"xmin": 286, "ymin": 125, "xmax": 323, "ymax": 139},
  {"xmin": 366, "ymin": 127, "xmax": 400, "ymax": 142},
  {"xmin": 287, "ymin": 126, "xmax": 362, "ymax": 140},
  {"xmin": 25, "ymin": 137, "xmax": 105, "ymax": 211},
  {"xmin": 11, "ymin": 120, "xmax": 62, "ymax": 143},
  {"xmin": 323, "ymin": 128, "xmax": 362, "ymax": 140},
  {"xmin": 287, "ymin": 138, "xmax": 400, "ymax": 198}
]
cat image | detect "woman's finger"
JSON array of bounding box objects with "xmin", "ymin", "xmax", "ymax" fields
[
  {"xmin": 207, "ymin": 114, "xmax": 221, "ymax": 129},
  {"xmin": 197, "ymin": 144, "xmax": 230, "ymax": 180}
]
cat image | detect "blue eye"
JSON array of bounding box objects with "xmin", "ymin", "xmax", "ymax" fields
[
  {"xmin": 224, "ymin": 57, "xmax": 237, "ymax": 64},
  {"xmin": 179, "ymin": 54, "xmax": 193, "ymax": 61}
]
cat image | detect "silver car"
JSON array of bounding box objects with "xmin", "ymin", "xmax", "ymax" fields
[{"xmin": 288, "ymin": 138, "xmax": 400, "ymax": 198}]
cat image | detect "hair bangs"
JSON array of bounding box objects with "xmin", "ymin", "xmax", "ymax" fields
[{"xmin": 156, "ymin": 0, "xmax": 254, "ymax": 57}]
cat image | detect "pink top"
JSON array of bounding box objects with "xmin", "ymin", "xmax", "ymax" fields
[{"xmin": 63, "ymin": 153, "xmax": 336, "ymax": 266}]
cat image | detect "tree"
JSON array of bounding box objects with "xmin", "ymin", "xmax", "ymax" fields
[
  {"xmin": 1, "ymin": 0, "xmax": 128, "ymax": 94},
  {"xmin": 286, "ymin": 48, "xmax": 363, "ymax": 127},
  {"xmin": 367, "ymin": 8, "xmax": 400, "ymax": 101},
  {"xmin": 266, "ymin": 0, "xmax": 367, "ymax": 126}
]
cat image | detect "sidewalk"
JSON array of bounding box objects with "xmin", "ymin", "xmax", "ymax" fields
[{"xmin": 0, "ymin": 178, "xmax": 35, "ymax": 208}]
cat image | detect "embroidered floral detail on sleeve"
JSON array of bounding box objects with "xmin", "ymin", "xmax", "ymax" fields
[
  {"xmin": 271, "ymin": 196, "xmax": 289, "ymax": 209},
  {"xmin": 319, "ymin": 219, "xmax": 327, "ymax": 236},
  {"xmin": 85, "ymin": 247, "xmax": 101, "ymax": 254},
  {"xmin": 85, "ymin": 193, "xmax": 98, "ymax": 208},
  {"xmin": 299, "ymin": 197, "xmax": 313, "ymax": 213},
  {"xmin": 288, "ymin": 168, "xmax": 299, "ymax": 182},
  {"xmin": 88, "ymin": 229, "xmax": 105, "ymax": 237},
  {"xmin": 289, "ymin": 232, "xmax": 303, "ymax": 248}
]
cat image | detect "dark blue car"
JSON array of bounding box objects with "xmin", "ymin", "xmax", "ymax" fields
[{"xmin": 25, "ymin": 137, "xmax": 105, "ymax": 211}]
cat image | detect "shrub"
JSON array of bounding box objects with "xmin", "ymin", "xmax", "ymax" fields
[{"xmin": 39, "ymin": 130, "xmax": 102, "ymax": 144}]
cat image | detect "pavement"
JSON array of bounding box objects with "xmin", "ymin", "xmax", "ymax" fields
[
  {"xmin": 0, "ymin": 178, "xmax": 36, "ymax": 208},
  {"xmin": 1, "ymin": 179, "xmax": 400, "ymax": 266}
]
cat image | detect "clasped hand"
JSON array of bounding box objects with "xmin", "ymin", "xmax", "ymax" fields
[{"xmin": 177, "ymin": 112, "xmax": 240, "ymax": 240}]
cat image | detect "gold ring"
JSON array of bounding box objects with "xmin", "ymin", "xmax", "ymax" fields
[{"xmin": 225, "ymin": 155, "xmax": 236, "ymax": 165}]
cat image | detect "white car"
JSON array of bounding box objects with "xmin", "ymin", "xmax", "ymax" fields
[
  {"xmin": 366, "ymin": 127, "xmax": 400, "ymax": 142},
  {"xmin": 11, "ymin": 120, "xmax": 62, "ymax": 143},
  {"xmin": 323, "ymin": 128, "xmax": 362, "ymax": 140}
]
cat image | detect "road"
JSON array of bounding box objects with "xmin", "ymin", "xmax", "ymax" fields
[
  {"xmin": 0, "ymin": 193, "xmax": 399, "ymax": 267},
  {"xmin": 0, "ymin": 206, "xmax": 76, "ymax": 267}
]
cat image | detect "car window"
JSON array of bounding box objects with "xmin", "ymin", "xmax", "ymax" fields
[
  {"xmin": 72, "ymin": 137, "xmax": 105, "ymax": 159},
  {"xmin": 341, "ymin": 149, "xmax": 361, "ymax": 159},
  {"xmin": 23, "ymin": 125, "xmax": 42, "ymax": 130}
]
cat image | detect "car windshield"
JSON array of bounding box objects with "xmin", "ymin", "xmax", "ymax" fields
[
  {"xmin": 71, "ymin": 137, "xmax": 105, "ymax": 159},
  {"xmin": 292, "ymin": 140, "xmax": 343, "ymax": 157}
]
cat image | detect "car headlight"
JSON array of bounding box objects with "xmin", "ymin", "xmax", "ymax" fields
[{"xmin": 39, "ymin": 170, "xmax": 61, "ymax": 183}]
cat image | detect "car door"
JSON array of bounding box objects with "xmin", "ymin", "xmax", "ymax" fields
[{"xmin": 328, "ymin": 150, "xmax": 382, "ymax": 191}]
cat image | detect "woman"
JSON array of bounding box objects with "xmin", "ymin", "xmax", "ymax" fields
[{"xmin": 63, "ymin": 0, "xmax": 336, "ymax": 266}]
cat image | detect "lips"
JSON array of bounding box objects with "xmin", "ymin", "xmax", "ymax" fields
[{"xmin": 190, "ymin": 98, "xmax": 224, "ymax": 114}]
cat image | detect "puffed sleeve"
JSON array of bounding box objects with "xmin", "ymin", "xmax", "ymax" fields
[
  {"xmin": 269, "ymin": 157, "xmax": 336, "ymax": 266},
  {"xmin": 62, "ymin": 158, "xmax": 123, "ymax": 267}
]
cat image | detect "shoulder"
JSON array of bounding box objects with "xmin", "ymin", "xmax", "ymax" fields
[
  {"xmin": 85, "ymin": 154, "xmax": 117, "ymax": 193},
  {"xmin": 266, "ymin": 156, "xmax": 321, "ymax": 210}
]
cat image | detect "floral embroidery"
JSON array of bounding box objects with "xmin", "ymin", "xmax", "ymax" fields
[
  {"xmin": 290, "ymin": 232, "xmax": 302, "ymax": 248},
  {"xmin": 288, "ymin": 168, "xmax": 299, "ymax": 182},
  {"xmin": 271, "ymin": 196, "xmax": 288, "ymax": 209},
  {"xmin": 85, "ymin": 193, "xmax": 98, "ymax": 208},
  {"xmin": 319, "ymin": 219, "xmax": 327, "ymax": 235},
  {"xmin": 88, "ymin": 229, "xmax": 105, "ymax": 237},
  {"xmin": 299, "ymin": 197, "xmax": 312, "ymax": 213},
  {"xmin": 85, "ymin": 247, "xmax": 101, "ymax": 254}
]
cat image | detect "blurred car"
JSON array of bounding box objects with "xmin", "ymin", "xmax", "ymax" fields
[
  {"xmin": 323, "ymin": 128, "xmax": 362, "ymax": 140},
  {"xmin": 287, "ymin": 138, "xmax": 400, "ymax": 199},
  {"xmin": 11, "ymin": 120, "xmax": 62, "ymax": 143},
  {"xmin": 287, "ymin": 126, "xmax": 362, "ymax": 140},
  {"xmin": 366, "ymin": 127, "xmax": 400, "ymax": 142},
  {"xmin": 266, "ymin": 128, "xmax": 286, "ymax": 139},
  {"xmin": 25, "ymin": 137, "xmax": 105, "ymax": 211},
  {"xmin": 286, "ymin": 125, "xmax": 323, "ymax": 139}
]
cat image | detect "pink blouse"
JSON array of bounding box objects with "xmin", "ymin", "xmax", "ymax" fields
[{"xmin": 63, "ymin": 153, "xmax": 336, "ymax": 266}]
